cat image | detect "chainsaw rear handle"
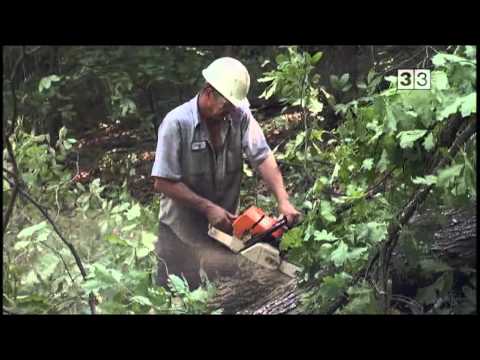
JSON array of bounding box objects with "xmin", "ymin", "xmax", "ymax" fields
[{"xmin": 242, "ymin": 215, "xmax": 301, "ymax": 249}]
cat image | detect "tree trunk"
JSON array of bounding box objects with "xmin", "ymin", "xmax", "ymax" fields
[
  {"xmin": 430, "ymin": 207, "xmax": 476, "ymax": 268},
  {"xmin": 208, "ymin": 260, "xmax": 303, "ymax": 315}
]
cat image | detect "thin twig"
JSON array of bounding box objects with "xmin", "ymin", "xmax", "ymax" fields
[
  {"xmin": 300, "ymin": 53, "xmax": 309, "ymax": 173},
  {"xmin": 39, "ymin": 242, "xmax": 75, "ymax": 284},
  {"xmin": 3, "ymin": 175, "xmax": 97, "ymax": 314}
]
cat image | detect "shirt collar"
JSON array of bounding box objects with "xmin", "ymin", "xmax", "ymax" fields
[{"xmin": 190, "ymin": 93, "xmax": 233, "ymax": 131}]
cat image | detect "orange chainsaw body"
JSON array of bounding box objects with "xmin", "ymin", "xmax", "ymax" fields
[{"xmin": 233, "ymin": 206, "xmax": 284, "ymax": 239}]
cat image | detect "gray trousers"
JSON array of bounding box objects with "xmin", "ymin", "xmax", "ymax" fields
[{"xmin": 155, "ymin": 222, "xmax": 243, "ymax": 289}]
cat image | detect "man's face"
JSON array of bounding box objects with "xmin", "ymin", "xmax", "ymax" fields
[{"xmin": 206, "ymin": 87, "xmax": 235, "ymax": 121}]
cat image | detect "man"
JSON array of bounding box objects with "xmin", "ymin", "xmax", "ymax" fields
[{"xmin": 151, "ymin": 57, "xmax": 300, "ymax": 289}]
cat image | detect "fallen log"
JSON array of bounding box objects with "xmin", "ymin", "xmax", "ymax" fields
[
  {"xmin": 211, "ymin": 205, "xmax": 476, "ymax": 315},
  {"xmin": 208, "ymin": 259, "xmax": 303, "ymax": 315},
  {"xmin": 430, "ymin": 207, "xmax": 476, "ymax": 268}
]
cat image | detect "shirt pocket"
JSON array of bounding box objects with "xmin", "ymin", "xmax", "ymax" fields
[{"xmin": 187, "ymin": 149, "xmax": 211, "ymax": 176}]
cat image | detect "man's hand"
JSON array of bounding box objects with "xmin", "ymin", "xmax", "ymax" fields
[
  {"xmin": 278, "ymin": 200, "xmax": 301, "ymax": 228},
  {"xmin": 205, "ymin": 204, "xmax": 238, "ymax": 234}
]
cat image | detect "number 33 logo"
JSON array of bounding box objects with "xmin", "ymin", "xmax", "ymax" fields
[{"xmin": 398, "ymin": 69, "xmax": 431, "ymax": 90}]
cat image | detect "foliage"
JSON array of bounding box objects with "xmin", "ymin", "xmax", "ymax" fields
[
  {"xmin": 3, "ymin": 45, "xmax": 476, "ymax": 315},
  {"xmin": 3, "ymin": 127, "xmax": 217, "ymax": 314},
  {"xmin": 259, "ymin": 46, "xmax": 325, "ymax": 116},
  {"xmin": 261, "ymin": 45, "xmax": 476, "ymax": 314}
]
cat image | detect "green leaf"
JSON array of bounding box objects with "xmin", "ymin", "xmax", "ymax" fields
[
  {"xmin": 437, "ymin": 164, "xmax": 464, "ymax": 187},
  {"xmin": 357, "ymin": 222, "xmax": 387, "ymax": 243},
  {"xmin": 58, "ymin": 126, "xmax": 68, "ymax": 141},
  {"xmin": 168, "ymin": 274, "xmax": 189, "ymax": 295},
  {"xmin": 17, "ymin": 221, "xmax": 48, "ymax": 239},
  {"xmin": 36, "ymin": 229, "xmax": 50, "ymax": 243},
  {"xmin": 23, "ymin": 270, "xmax": 40, "ymax": 286},
  {"xmin": 243, "ymin": 163, "xmax": 253, "ymax": 177},
  {"xmin": 436, "ymin": 96, "xmax": 462, "ymax": 121},
  {"xmin": 264, "ymin": 82, "xmax": 277, "ymax": 100},
  {"xmin": 330, "ymin": 75, "xmax": 339, "ymax": 88},
  {"xmin": 318, "ymin": 272, "xmax": 352, "ymax": 299},
  {"xmin": 340, "ymin": 73, "xmax": 350, "ymax": 86},
  {"xmin": 412, "ymin": 175, "xmax": 437, "ymax": 186},
  {"xmin": 329, "ymin": 163, "xmax": 340, "ymax": 185},
  {"xmin": 188, "ymin": 288, "xmax": 209, "ymax": 303},
  {"xmin": 313, "ymin": 230, "xmax": 338, "ymax": 242},
  {"xmin": 459, "ymin": 93, "xmax": 476, "ymax": 117},
  {"xmin": 320, "ymin": 201, "xmax": 336, "ymax": 223},
  {"xmin": 49, "ymin": 75, "xmax": 61, "ymax": 82},
  {"xmin": 432, "ymin": 53, "xmax": 475, "ymax": 67},
  {"xmin": 384, "ymin": 76, "xmax": 397, "ymax": 85},
  {"xmin": 76, "ymin": 182, "xmax": 86, "ymax": 192},
  {"xmin": 38, "ymin": 78, "xmax": 51, "ymax": 92},
  {"xmin": 385, "ymin": 104, "xmax": 397, "ymax": 133},
  {"xmin": 311, "ymin": 51, "xmax": 323, "ymax": 64},
  {"xmin": 465, "ymin": 45, "xmax": 476, "ymax": 59},
  {"xmin": 126, "ymin": 203, "xmax": 141, "ymax": 220},
  {"xmin": 330, "ymin": 241, "xmax": 349, "ymax": 267},
  {"xmin": 111, "ymin": 202, "xmax": 130, "ymax": 214},
  {"xmin": 396, "ymin": 130, "xmax": 427, "ymax": 149},
  {"xmin": 13, "ymin": 240, "xmax": 31, "ymax": 251},
  {"xmin": 38, "ymin": 75, "xmax": 61, "ymax": 93},
  {"xmin": 105, "ymin": 234, "xmax": 128, "ymax": 246},
  {"xmin": 94, "ymin": 264, "xmax": 123, "ymax": 284},
  {"xmin": 361, "ymin": 158, "xmax": 374, "ymax": 171},
  {"xmin": 275, "ymin": 54, "xmax": 288, "ymax": 65},
  {"xmin": 258, "ymin": 75, "xmax": 275, "ymax": 83},
  {"xmin": 280, "ymin": 226, "xmax": 303, "ymax": 250},
  {"xmin": 121, "ymin": 223, "xmax": 138, "ymax": 233},
  {"xmin": 431, "ymin": 71, "xmax": 449, "ymax": 91},
  {"xmin": 347, "ymin": 247, "xmax": 368, "ymax": 262},
  {"xmin": 367, "ymin": 69, "xmax": 376, "ymax": 84},
  {"xmin": 38, "ymin": 253, "xmax": 60, "ymax": 279},
  {"xmin": 377, "ymin": 150, "xmax": 390, "ymax": 172},
  {"xmin": 308, "ymin": 98, "xmax": 324, "ymax": 115},
  {"xmin": 141, "ymin": 231, "xmax": 157, "ymax": 251},
  {"xmin": 357, "ymin": 81, "xmax": 367, "ymax": 90},
  {"xmin": 423, "ymin": 132, "xmax": 435, "ymax": 151},
  {"xmin": 131, "ymin": 295, "xmax": 153, "ymax": 307},
  {"xmin": 136, "ymin": 247, "xmax": 150, "ymax": 258}
]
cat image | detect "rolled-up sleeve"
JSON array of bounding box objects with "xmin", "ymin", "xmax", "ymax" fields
[
  {"xmin": 151, "ymin": 115, "xmax": 182, "ymax": 180},
  {"xmin": 241, "ymin": 108, "xmax": 272, "ymax": 168}
]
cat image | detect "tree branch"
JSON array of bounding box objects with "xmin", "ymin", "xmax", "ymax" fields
[
  {"xmin": 325, "ymin": 117, "xmax": 476, "ymax": 314},
  {"xmin": 3, "ymin": 175, "xmax": 97, "ymax": 314}
]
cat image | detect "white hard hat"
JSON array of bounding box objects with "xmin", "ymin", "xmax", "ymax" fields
[{"xmin": 202, "ymin": 57, "xmax": 250, "ymax": 108}]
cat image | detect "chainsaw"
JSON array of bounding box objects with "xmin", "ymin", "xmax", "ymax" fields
[{"xmin": 208, "ymin": 206, "xmax": 301, "ymax": 278}]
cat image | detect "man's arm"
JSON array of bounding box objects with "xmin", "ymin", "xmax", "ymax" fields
[
  {"xmin": 153, "ymin": 177, "xmax": 237, "ymax": 232},
  {"xmin": 256, "ymin": 152, "xmax": 301, "ymax": 226}
]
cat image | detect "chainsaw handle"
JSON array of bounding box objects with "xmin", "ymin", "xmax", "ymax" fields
[{"xmin": 279, "ymin": 215, "xmax": 302, "ymax": 230}]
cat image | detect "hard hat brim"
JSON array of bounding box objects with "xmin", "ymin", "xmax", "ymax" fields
[{"xmin": 202, "ymin": 69, "xmax": 243, "ymax": 108}]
